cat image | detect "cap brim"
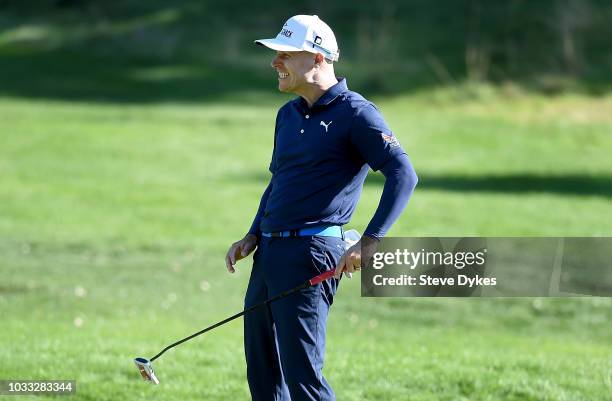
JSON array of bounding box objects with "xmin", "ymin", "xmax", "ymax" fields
[{"xmin": 254, "ymin": 38, "xmax": 303, "ymax": 52}]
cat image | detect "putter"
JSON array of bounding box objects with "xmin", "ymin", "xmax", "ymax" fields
[
  {"xmin": 134, "ymin": 229, "xmax": 361, "ymax": 385},
  {"xmin": 134, "ymin": 357, "xmax": 159, "ymax": 385}
]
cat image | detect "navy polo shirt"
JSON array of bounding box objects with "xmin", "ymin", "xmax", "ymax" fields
[{"xmin": 259, "ymin": 78, "xmax": 406, "ymax": 233}]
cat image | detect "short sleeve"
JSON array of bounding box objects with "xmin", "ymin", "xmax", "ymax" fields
[{"xmin": 350, "ymin": 103, "xmax": 406, "ymax": 171}]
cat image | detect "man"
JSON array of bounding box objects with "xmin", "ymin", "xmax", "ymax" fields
[{"xmin": 225, "ymin": 15, "xmax": 417, "ymax": 401}]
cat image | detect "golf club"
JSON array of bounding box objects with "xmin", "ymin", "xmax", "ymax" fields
[{"xmin": 134, "ymin": 230, "xmax": 361, "ymax": 385}]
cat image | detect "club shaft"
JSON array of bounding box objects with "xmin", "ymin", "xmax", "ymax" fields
[{"xmin": 150, "ymin": 281, "xmax": 310, "ymax": 362}]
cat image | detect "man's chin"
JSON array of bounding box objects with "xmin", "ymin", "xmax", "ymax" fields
[{"xmin": 277, "ymin": 79, "xmax": 293, "ymax": 93}]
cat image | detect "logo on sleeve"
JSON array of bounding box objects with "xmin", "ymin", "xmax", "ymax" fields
[{"xmin": 381, "ymin": 133, "xmax": 400, "ymax": 148}]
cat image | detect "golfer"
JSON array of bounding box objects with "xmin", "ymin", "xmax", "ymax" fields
[{"xmin": 225, "ymin": 15, "xmax": 417, "ymax": 401}]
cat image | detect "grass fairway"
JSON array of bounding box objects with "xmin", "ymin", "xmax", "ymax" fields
[{"xmin": 1, "ymin": 85, "xmax": 611, "ymax": 401}]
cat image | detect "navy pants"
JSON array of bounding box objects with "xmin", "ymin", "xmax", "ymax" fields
[{"xmin": 244, "ymin": 235, "xmax": 344, "ymax": 401}]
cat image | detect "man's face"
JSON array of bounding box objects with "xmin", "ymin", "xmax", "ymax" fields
[{"xmin": 271, "ymin": 51, "xmax": 317, "ymax": 94}]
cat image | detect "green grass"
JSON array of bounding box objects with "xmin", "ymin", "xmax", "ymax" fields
[{"xmin": 1, "ymin": 78, "xmax": 612, "ymax": 400}]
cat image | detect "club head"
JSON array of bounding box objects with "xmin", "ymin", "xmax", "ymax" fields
[{"xmin": 134, "ymin": 357, "xmax": 160, "ymax": 385}]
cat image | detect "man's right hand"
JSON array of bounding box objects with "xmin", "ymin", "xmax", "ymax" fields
[{"xmin": 225, "ymin": 234, "xmax": 258, "ymax": 273}]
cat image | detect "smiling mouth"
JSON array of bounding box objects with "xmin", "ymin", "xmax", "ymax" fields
[{"xmin": 278, "ymin": 72, "xmax": 289, "ymax": 79}]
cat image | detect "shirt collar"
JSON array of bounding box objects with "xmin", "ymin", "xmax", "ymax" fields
[
  {"xmin": 297, "ymin": 77, "xmax": 348, "ymax": 111},
  {"xmin": 313, "ymin": 77, "xmax": 348, "ymax": 108}
]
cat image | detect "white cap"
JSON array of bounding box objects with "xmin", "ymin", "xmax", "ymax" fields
[{"xmin": 255, "ymin": 15, "xmax": 339, "ymax": 62}]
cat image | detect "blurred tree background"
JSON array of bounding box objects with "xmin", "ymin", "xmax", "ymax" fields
[{"xmin": 0, "ymin": 0, "xmax": 610, "ymax": 99}]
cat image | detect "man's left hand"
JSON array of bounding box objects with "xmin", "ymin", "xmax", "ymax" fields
[{"xmin": 334, "ymin": 235, "xmax": 379, "ymax": 279}]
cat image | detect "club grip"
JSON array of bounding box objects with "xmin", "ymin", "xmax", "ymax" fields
[{"xmin": 309, "ymin": 269, "xmax": 336, "ymax": 286}]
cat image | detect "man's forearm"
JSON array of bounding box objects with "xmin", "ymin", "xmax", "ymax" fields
[
  {"xmin": 247, "ymin": 181, "xmax": 273, "ymax": 237},
  {"xmin": 364, "ymin": 154, "xmax": 418, "ymax": 239}
]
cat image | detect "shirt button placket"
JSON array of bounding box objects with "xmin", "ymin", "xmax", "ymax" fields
[{"xmin": 300, "ymin": 114, "xmax": 309, "ymax": 134}]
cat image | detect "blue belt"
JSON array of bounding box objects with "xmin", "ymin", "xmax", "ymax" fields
[{"xmin": 262, "ymin": 225, "xmax": 343, "ymax": 238}]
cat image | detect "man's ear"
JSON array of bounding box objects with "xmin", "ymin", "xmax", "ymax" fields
[{"xmin": 314, "ymin": 53, "xmax": 325, "ymax": 67}]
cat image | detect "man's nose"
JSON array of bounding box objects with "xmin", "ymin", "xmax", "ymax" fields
[{"xmin": 271, "ymin": 56, "xmax": 281, "ymax": 69}]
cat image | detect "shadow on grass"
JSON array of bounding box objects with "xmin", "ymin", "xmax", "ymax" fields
[
  {"xmin": 1, "ymin": 46, "xmax": 610, "ymax": 104},
  {"xmin": 368, "ymin": 173, "xmax": 612, "ymax": 198},
  {"xmin": 0, "ymin": 49, "xmax": 277, "ymax": 103},
  {"xmin": 245, "ymin": 172, "xmax": 612, "ymax": 198},
  {"xmin": 4, "ymin": 45, "xmax": 610, "ymax": 106}
]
